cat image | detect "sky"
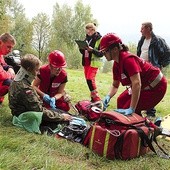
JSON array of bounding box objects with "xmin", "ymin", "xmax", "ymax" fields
[{"xmin": 18, "ymin": 0, "xmax": 170, "ymax": 44}]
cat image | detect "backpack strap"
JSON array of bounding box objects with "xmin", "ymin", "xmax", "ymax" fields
[{"xmin": 103, "ymin": 118, "xmax": 170, "ymax": 159}]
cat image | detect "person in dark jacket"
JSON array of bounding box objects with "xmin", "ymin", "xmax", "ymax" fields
[
  {"xmin": 137, "ymin": 22, "xmax": 170, "ymax": 117},
  {"xmin": 78, "ymin": 23, "xmax": 103, "ymax": 105}
]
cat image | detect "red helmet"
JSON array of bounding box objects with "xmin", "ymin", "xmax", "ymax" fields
[
  {"xmin": 48, "ymin": 50, "xmax": 67, "ymax": 68},
  {"xmin": 100, "ymin": 33, "xmax": 122, "ymax": 51}
]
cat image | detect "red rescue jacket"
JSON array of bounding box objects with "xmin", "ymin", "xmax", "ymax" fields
[
  {"xmin": 113, "ymin": 51, "xmax": 161, "ymax": 89},
  {"xmin": 0, "ymin": 54, "xmax": 12, "ymax": 82},
  {"xmin": 38, "ymin": 64, "xmax": 67, "ymax": 97}
]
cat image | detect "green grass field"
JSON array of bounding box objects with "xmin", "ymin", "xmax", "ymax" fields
[{"xmin": 0, "ymin": 69, "xmax": 170, "ymax": 170}]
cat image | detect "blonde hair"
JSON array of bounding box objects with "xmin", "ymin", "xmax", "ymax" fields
[
  {"xmin": 85, "ymin": 23, "xmax": 97, "ymax": 31},
  {"xmin": 21, "ymin": 54, "xmax": 41, "ymax": 71},
  {"xmin": 0, "ymin": 33, "xmax": 16, "ymax": 44}
]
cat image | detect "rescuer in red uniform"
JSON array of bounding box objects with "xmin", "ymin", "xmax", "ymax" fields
[
  {"xmin": 101, "ymin": 33, "xmax": 167, "ymax": 116},
  {"xmin": 33, "ymin": 50, "xmax": 70, "ymax": 111}
]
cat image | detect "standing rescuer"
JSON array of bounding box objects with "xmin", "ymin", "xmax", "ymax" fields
[
  {"xmin": 78, "ymin": 23, "xmax": 103, "ymax": 104},
  {"xmin": 33, "ymin": 50, "xmax": 70, "ymax": 111},
  {"xmin": 101, "ymin": 33, "xmax": 167, "ymax": 116}
]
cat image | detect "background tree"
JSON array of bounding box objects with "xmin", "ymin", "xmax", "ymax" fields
[
  {"xmin": 32, "ymin": 13, "xmax": 51, "ymax": 60},
  {"xmin": 72, "ymin": 0, "xmax": 97, "ymax": 40},
  {"xmin": 0, "ymin": 0, "xmax": 12, "ymax": 33},
  {"xmin": 102, "ymin": 43, "xmax": 137, "ymax": 73},
  {"xmin": 128, "ymin": 42, "xmax": 137, "ymax": 54},
  {"xmin": 68, "ymin": 0, "xmax": 98, "ymax": 69},
  {"xmin": 50, "ymin": 0, "xmax": 97, "ymax": 69},
  {"xmin": 51, "ymin": 3, "xmax": 73, "ymax": 49},
  {"xmin": 8, "ymin": 0, "xmax": 33, "ymax": 54}
]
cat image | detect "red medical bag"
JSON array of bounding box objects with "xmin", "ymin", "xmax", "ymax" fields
[{"xmin": 83, "ymin": 111, "xmax": 154, "ymax": 160}]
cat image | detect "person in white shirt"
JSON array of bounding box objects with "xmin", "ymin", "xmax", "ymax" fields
[{"xmin": 137, "ymin": 22, "xmax": 170, "ymax": 117}]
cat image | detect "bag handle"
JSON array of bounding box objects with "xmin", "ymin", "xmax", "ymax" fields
[
  {"xmin": 102, "ymin": 117, "xmax": 170, "ymax": 159},
  {"xmin": 136, "ymin": 127, "xmax": 170, "ymax": 159}
]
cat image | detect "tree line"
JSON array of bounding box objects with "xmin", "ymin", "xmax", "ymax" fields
[{"xmin": 0, "ymin": 0, "xmax": 137, "ymax": 72}]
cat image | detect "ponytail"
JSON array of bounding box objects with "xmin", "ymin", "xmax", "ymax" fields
[{"xmin": 108, "ymin": 43, "xmax": 129, "ymax": 51}]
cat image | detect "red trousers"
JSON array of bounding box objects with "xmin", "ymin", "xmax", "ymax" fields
[
  {"xmin": 84, "ymin": 66, "xmax": 98, "ymax": 91},
  {"xmin": 117, "ymin": 77, "xmax": 167, "ymax": 115}
]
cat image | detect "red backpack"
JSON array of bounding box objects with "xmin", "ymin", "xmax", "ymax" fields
[
  {"xmin": 75, "ymin": 100, "xmax": 102, "ymax": 121},
  {"xmin": 83, "ymin": 111, "xmax": 166, "ymax": 160}
]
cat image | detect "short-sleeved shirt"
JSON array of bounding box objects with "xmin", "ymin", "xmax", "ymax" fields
[
  {"xmin": 113, "ymin": 51, "xmax": 160, "ymax": 89},
  {"xmin": 37, "ymin": 64, "xmax": 68, "ymax": 97}
]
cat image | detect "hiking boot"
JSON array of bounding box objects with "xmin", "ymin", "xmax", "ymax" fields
[
  {"xmin": 146, "ymin": 108, "xmax": 156, "ymax": 118},
  {"xmin": 90, "ymin": 90, "xmax": 101, "ymax": 102}
]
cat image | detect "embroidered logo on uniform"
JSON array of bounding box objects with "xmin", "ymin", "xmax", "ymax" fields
[
  {"xmin": 52, "ymin": 83, "xmax": 60, "ymax": 88},
  {"xmin": 25, "ymin": 90, "xmax": 32, "ymax": 95},
  {"xmin": 121, "ymin": 73, "xmax": 127, "ymax": 79}
]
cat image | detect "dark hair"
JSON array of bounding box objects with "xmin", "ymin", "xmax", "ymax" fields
[{"xmin": 109, "ymin": 43, "xmax": 129, "ymax": 51}]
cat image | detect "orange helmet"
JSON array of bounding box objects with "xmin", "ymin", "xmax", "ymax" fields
[
  {"xmin": 48, "ymin": 50, "xmax": 67, "ymax": 68},
  {"xmin": 100, "ymin": 33, "xmax": 122, "ymax": 51}
]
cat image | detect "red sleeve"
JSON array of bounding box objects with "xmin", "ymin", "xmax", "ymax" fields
[
  {"xmin": 0, "ymin": 64, "xmax": 12, "ymax": 81},
  {"xmin": 123, "ymin": 57, "xmax": 142, "ymax": 77}
]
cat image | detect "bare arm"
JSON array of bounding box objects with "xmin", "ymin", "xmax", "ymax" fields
[
  {"xmin": 129, "ymin": 73, "xmax": 141, "ymax": 110},
  {"xmin": 32, "ymin": 77, "xmax": 45, "ymax": 98},
  {"xmin": 54, "ymin": 83, "xmax": 66, "ymax": 100},
  {"xmin": 108, "ymin": 80, "xmax": 120, "ymax": 98},
  {"xmin": 7, "ymin": 68, "xmax": 15, "ymax": 79}
]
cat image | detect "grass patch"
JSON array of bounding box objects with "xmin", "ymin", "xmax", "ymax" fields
[{"xmin": 0, "ymin": 69, "xmax": 170, "ymax": 170}]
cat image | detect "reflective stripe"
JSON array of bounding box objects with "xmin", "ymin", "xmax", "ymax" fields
[
  {"xmin": 89, "ymin": 126, "xmax": 96, "ymax": 150},
  {"xmin": 103, "ymin": 131, "xmax": 110, "ymax": 157},
  {"xmin": 144, "ymin": 72, "xmax": 163, "ymax": 90},
  {"xmin": 91, "ymin": 38, "xmax": 103, "ymax": 68}
]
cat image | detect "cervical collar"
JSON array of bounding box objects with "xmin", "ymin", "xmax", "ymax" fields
[{"xmin": 14, "ymin": 66, "xmax": 35, "ymax": 83}]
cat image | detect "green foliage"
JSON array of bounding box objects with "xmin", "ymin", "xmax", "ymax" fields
[
  {"xmin": 0, "ymin": 69, "xmax": 170, "ymax": 169},
  {"xmin": 51, "ymin": 3, "xmax": 73, "ymax": 48},
  {"xmin": 102, "ymin": 60, "xmax": 113, "ymax": 73},
  {"xmin": 73, "ymin": 0, "xmax": 97, "ymax": 40},
  {"xmin": 32, "ymin": 13, "xmax": 51, "ymax": 60},
  {"xmin": 1, "ymin": 0, "xmax": 96, "ymax": 68},
  {"xmin": 162, "ymin": 64, "xmax": 170, "ymax": 80},
  {"xmin": 0, "ymin": 0, "xmax": 12, "ymax": 33},
  {"xmin": 9, "ymin": 0, "xmax": 33, "ymax": 54},
  {"xmin": 64, "ymin": 46, "xmax": 82, "ymax": 69},
  {"xmin": 50, "ymin": 0, "xmax": 96, "ymax": 69},
  {"xmin": 101, "ymin": 42, "xmax": 138, "ymax": 73},
  {"xmin": 128, "ymin": 42, "xmax": 137, "ymax": 54}
]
